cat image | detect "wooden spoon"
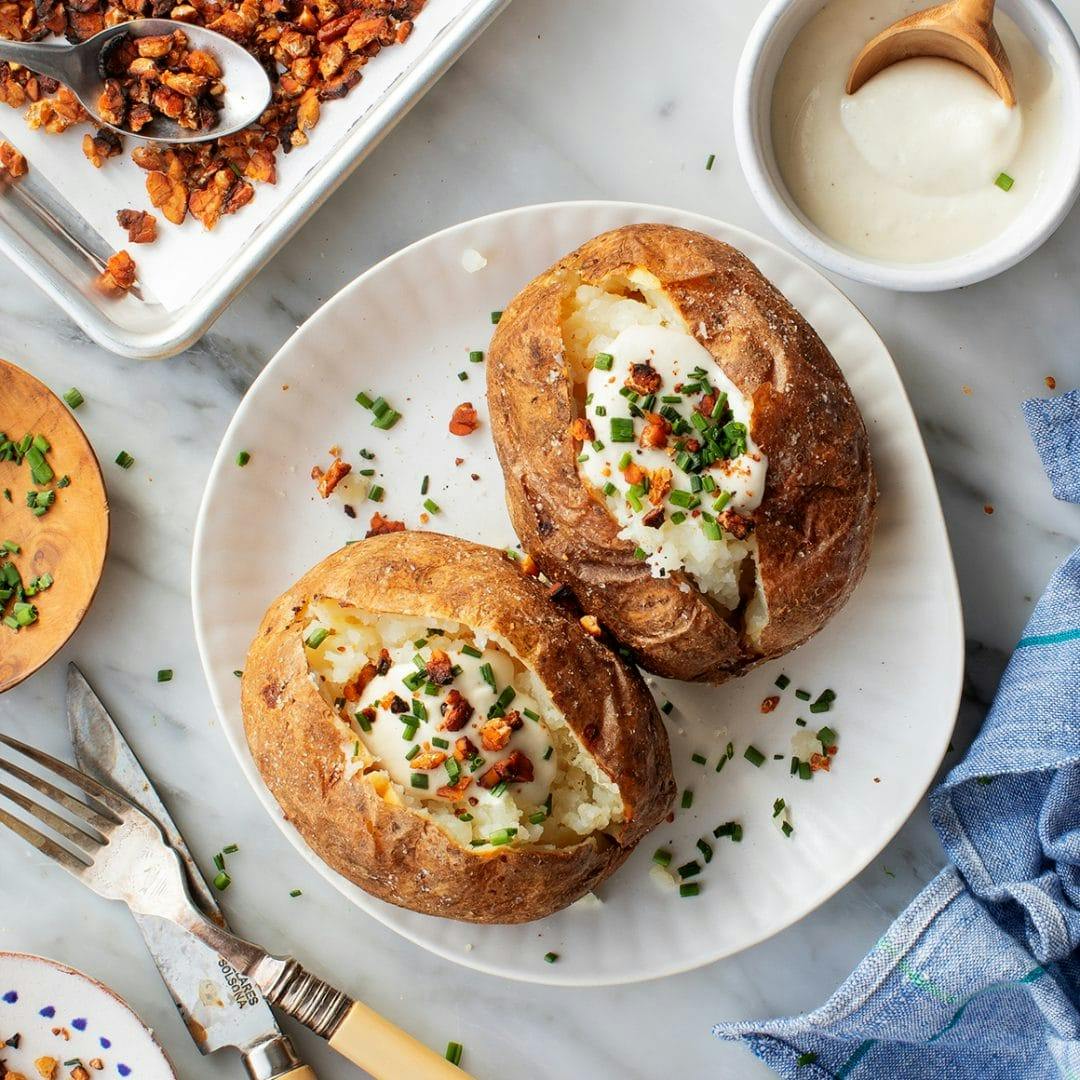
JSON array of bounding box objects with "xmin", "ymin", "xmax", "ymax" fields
[
  {"xmin": 0, "ymin": 360, "xmax": 109, "ymax": 694},
  {"xmin": 846, "ymin": 0, "xmax": 1016, "ymax": 106}
]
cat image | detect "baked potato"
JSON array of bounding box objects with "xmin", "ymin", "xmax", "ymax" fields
[
  {"xmin": 242, "ymin": 531, "xmax": 675, "ymax": 924},
  {"xmin": 487, "ymin": 223, "xmax": 876, "ymax": 684}
]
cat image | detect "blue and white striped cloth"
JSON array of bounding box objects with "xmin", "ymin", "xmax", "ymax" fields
[{"xmin": 713, "ymin": 389, "xmax": 1080, "ymax": 1079}]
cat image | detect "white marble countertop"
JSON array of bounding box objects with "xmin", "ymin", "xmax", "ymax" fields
[{"xmin": 2, "ymin": 1, "xmax": 1079, "ymax": 1077}]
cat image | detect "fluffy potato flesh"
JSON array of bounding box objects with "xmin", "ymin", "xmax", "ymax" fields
[
  {"xmin": 562, "ymin": 269, "xmax": 769, "ymax": 638},
  {"xmin": 305, "ymin": 599, "xmax": 626, "ymax": 851}
]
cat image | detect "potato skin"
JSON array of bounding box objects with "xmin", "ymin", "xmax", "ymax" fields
[
  {"xmin": 486, "ymin": 223, "xmax": 876, "ymax": 683},
  {"xmin": 242, "ymin": 531, "xmax": 675, "ymax": 924}
]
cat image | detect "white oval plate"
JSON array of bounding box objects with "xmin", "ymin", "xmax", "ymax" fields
[
  {"xmin": 192, "ymin": 201, "xmax": 963, "ymax": 986},
  {"xmin": 0, "ymin": 951, "xmax": 175, "ymax": 1078}
]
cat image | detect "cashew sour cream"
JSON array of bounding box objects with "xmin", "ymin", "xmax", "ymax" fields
[{"xmin": 771, "ymin": 0, "xmax": 1061, "ymax": 262}]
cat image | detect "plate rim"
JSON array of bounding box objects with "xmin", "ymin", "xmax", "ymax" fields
[{"xmin": 192, "ymin": 198, "xmax": 964, "ymax": 985}]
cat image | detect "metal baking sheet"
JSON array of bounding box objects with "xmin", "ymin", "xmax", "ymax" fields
[{"xmin": 0, "ymin": 0, "xmax": 508, "ymax": 358}]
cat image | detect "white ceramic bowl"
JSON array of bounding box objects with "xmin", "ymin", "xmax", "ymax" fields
[{"xmin": 734, "ymin": 0, "xmax": 1080, "ymax": 291}]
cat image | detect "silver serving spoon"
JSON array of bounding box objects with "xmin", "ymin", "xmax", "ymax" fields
[{"xmin": 0, "ymin": 19, "xmax": 272, "ymax": 143}]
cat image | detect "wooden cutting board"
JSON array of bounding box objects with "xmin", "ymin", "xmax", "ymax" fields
[{"xmin": 0, "ymin": 359, "xmax": 109, "ymax": 693}]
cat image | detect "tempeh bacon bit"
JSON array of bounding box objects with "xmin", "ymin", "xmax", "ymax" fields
[
  {"xmin": 375, "ymin": 647, "xmax": 391, "ymax": 675},
  {"xmin": 579, "ymin": 614, "xmax": 601, "ymax": 637},
  {"xmin": 718, "ymin": 508, "xmax": 753, "ymax": 540},
  {"xmin": 642, "ymin": 506, "xmax": 665, "ymax": 528},
  {"xmin": 439, "ymin": 689, "xmax": 474, "ymax": 732},
  {"xmin": 0, "ymin": 139, "xmax": 27, "ymax": 176},
  {"xmin": 519, "ymin": 553, "xmax": 539, "ymax": 576},
  {"xmin": 437, "ymin": 775, "xmax": 473, "ymax": 801},
  {"xmin": 365, "ymin": 512, "xmax": 405, "ymax": 538},
  {"xmin": 621, "ymin": 460, "xmax": 646, "ymax": 486},
  {"xmin": 341, "ymin": 661, "xmax": 377, "ymax": 702},
  {"xmin": 410, "ymin": 746, "xmax": 447, "ymax": 771},
  {"xmin": 425, "ymin": 648, "xmax": 454, "ymax": 685},
  {"xmin": 311, "ymin": 456, "xmax": 351, "ymax": 498},
  {"xmin": 625, "ymin": 361, "xmax": 662, "ymax": 395},
  {"xmin": 479, "ymin": 749, "xmax": 534, "ymax": 788},
  {"xmin": 449, "ymin": 402, "xmax": 479, "ymax": 436},
  {"xmin": 569, "ymin": 417, "xmax": 595, "ymax": 443},
  {"xmin": 760, "ymin": 695, "xmax": 780, "ymax": 714},
  {"xmin": 453, "ymin": 735, "xmax": 478, "ymax": 762},
  {"xmin": 640, "ymin": 411, "xmax": 670, "ymax": 449},
  {"xmin": 382, "ymin": 693, "xmax": 408, "ymax": 714},
  {"xmin": 478, "ymin": 711, "xmax": 522, "ymax": 752},
  {"xmin": 97, "ymin": 249, "xmax": 136, "ymax": 295},
  {"xmin": 809, "ymin": 752, "xmax": 831, "ymax": 772},
  {"xmin": 649, "ymin": 466, "xmax": 672, "ymax": 506},
  {"xmin": 116, "ymin": 208, "xmax": 157, "ymax": 244}
]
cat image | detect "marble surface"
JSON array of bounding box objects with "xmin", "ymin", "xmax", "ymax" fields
[{"xmin": 1, "ymin": 1, "xmax": 1078, "ymax": 1077}]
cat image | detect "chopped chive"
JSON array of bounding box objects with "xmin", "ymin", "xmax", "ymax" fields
[
  {"xmin": 457, "ymin": 371, "xmax": 468, "ymax": 381},
  {"xmin": 235, "ymin": 450, "xmax": 251, "ymax": 468},
  {"xmin": 817, "ymin": 726, "xmax": 837, "ymax": 747},
  {"xmin": 795, "ymin": 717, "xmax": 807, "ymax": 727},
  {"xmin": 593, "ymin": 352, "xmax": 614, "ymax": 371},
  {"xmin": 661, "ymin": 700, "xmax": 673, "ymax": 715},
  {"xmin": 995, "ymin": 171, "xmax": 1014, "ymax": 191},
  {"xmin": 679, "ymin": 882, "xmax": 700, "ymax": 897},
  {"xmin": 1, "ymin": 540, "xmax": 18, "ymax": 554},
  {"xmin": 372, "ymin": 409, "xmax": 400, "ymax": 430},
  {"xmin": 691, "ymin": 752, "xmax": 706, "ymax": 765},
  {"xmin": 469, "ymin": 350, "xmax": 484, "ymax": 363},
  {"xmin": 744, "ymin": 745, "xmax": 766, "ymax": 767},
  {"xmin": 529, "ymin": 808, "xmax": 547, "ymax": 825},
  {"xmin": 479, "ymin": 662, "xmax": 496, "ymax": 690},
  {"xmin": 420, "ymin": 476, "xmax": 430, "ymax": 496},
  {"xmin": 610, "ymin": 417, "xmax": 635, "ymax": 443},
  {"xmin": 705, "ymin": 152, "xmax": 716, "ymax": 171},
  {"xmin": 490, "ymin": 779, "xmax": 509, "ymax": 798},
  {"xmin": 716, "ymin": 754, "xmax": 727, "ymax": 773},
  {"xmin": 411, "ymin": 773, "xmax": 429, "ymax": 789},
  {"xmin": 523, "ymin": 707, "xmax": 541, "ymax": 722},
  {"xmin": 304, "ymin": 627, "xmax": 329, "ymax": 649},
  {"xmin": 681, "ymin": 789, "xmax": 693, "ymax": 809},
  {"xmin": 543, "ymin": 746, "xmax": 553, "ymax": 760},
  {"xmin": 432, "ymin": 736, "xmax": 449, "ymax": 749},
  {"xmin": 402, "ymin": 721, "xmax": 419, "ymax": 741},
  {"xmin": 423, "ymin": 498, "xmax": 441, "ymax": 514},
  {"xmin": 488, "ymin": 826, "xmax": 516, "ymax": 845},
  {"xmin": 633, "ymin": 546, "xmax": 648, "ymax": 561},
  {"xmin": 405, "ymin": 744, "xmax": 421, "ymax": 761},
  {"xmin": 796, "ymin": 1052, "xmax": 818, "ymax": 1067},
  {"xmin": 212, "ymin": 870, "xmax": 231, "ymax": 890},
  {"xmin": 775, "ymin": 674, "xmax": 790, "ymax": 690},
  {"xmin": 652, "ymin": 848, "xmax": 672, "ymax": 867},
  {"xmin": 731, "ymin": 823, "xmax": 743, "ymax": 842},
  {"xmin": 462, "ymin": 643, "xmax": 482, "ymax": 659},
  {"xmin": 445, "ymin": 1041, "xmax": 464, "ymax": 1066},
  {"xmin": 543, "ymin": 951, "xmax": 558, "ymax": 963},
  {"xmin": 726, "ymin": 741, "xmax": 734, "ymax": 759},
  {"xmin": 289, "ymin": 888, "xmax": 302, "ymax": 898},
  {"xmin": 368, "ymin": 484, "xmax": 384, "ymax": 502},
  {"xmin": 490, "ymin": 310, "xmax": 502, "ymax": 324},
  {"xmin": 790, "ymin": 757, "xmax": 799, "ymax": 775},
  {"xmin": 810, "ymin": 700, "xmax": 831, "ymax": 714},
  {"xmin": 795, "ymin": 689, "xmax": 811, "ymax": 701},
  {"xmin": 799, "ymin": 761, "xmax": 812, "ymax": 780},
  {"xmin": 115, "ymin": 450, "xmax": 134, "ymax": 469},
  {"xmin": 213, "ymin": 851, "xmax": 225, "ymax": 871},
  {"xmin": 63, "ymin": 387, "xmax": 84, "ymax": 409},
  {"xmin": 156, "ymin": 669, "xmax": 173, "ymax": 682},
  {"xmin": 696, "ymin": 838, "xmax": 713, "ymax": 863},
  {"xmin": 355, "ymin": 391, "xmax": 374, "ymax": 408},
  {"xmin": 781, "ymin": 820, "xmax": 794, "ymax": 837},
  {"xmin": 677, "ymin": 860, "xmax": 701, "ymax": 879}
]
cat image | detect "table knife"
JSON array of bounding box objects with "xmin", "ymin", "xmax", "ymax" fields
[{"xmin": 66, "ymin": 663, "xmax": 314, "ymax": 1080}]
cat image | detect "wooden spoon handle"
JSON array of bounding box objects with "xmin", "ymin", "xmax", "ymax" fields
[{"xmin": 328, "ymin": 1001, "xmax": 474, "ymax": 1080}]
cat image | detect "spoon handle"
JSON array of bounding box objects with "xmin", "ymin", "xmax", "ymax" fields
[
  {"xmin": 0, "ymin": 39, "xmax": 75, "ymax": 88},
  {"xmin": 951, "ymin": 0, "xmax": 996, "ymax": 28}
]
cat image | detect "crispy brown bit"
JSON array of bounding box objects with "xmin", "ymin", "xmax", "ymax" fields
[
  {"xmin": 425, "ymin": 648, "xmax": 454, "ymax": 686},
  {"xmin": 453, "ymin": 734, "xmax": 478, "ymax": 761},
  {"xmin": 0, "ymin": 139, "xmax": 27, "ymax": 177},
  {"xmin": 312, "ymin": 456, "xmax": 350, "ymax": 498},
  {"xmin": 358, "ymin": 706, "xmax": 376, "ymax": 728},
  {"xmin": 478, "ymin": 711, "xmax": 522, "ymax": 752},
  {"xmin": 88, "ymin": 1061, "xmax": 103, "ymax": 1072},
  {"xmin": 382, "ymin": 693, "xmax": 408, "ymax": 714},
  {"xmin": 97, "ymin": 249, "xmax": 136, "ymax": 294},
  {"xmin": 579, "ymin": 614, "xmax": 601, "ymax": 637},
  {"xmin": 97, "ymin": 78, "xmax": 125, "ymax": 126},
  {"xmin": 439, "ymin": 688, "xmax": 474, "ymax": 732},
  {"xmin": 569, "ymin": 416, "xmax": 595, "ymax": 443},
  {"xmin": 365, "ymin": 512, "xmax": 405, "ymax": 538},
  {"xmin": 411, "ymin": 747, "xmax": 447, "ymax": 771},
  {"xmin": 70, "ymin": 1066, "xmax": 91, "ymax": 1080},
  {"xmin": 34, "ymin": 1059, "xmax": 57, "ymax": 1080},
  {"xmin": 626, "ymin": 361, "xmax": 661, "ymax": 395},
  {"xmin": 116, "ymin": 208, "xmax": 157, "ymax": 244},
  {"xmin": 760, "ymin": 695, "xmax": 780, "ymax": 713},
  {"xmin": 809, "ymin": 752, "xmax": 831, "ymax": 772},
  {"xmin": 621, "ymin": 460, "xmax": 645, "ymax": 486},
  {"xmin": 437, "ymin": 775, "xmax": 472, "ymax": 801},
  {"xmin": 1045, "ymin": 375, "xmax": 1057, "ymax": 390},
  {"xmin": 648, "ymin": 466, "xmax": 672, "ymax": 506},
  {"xmin": 519, "ymin": 553, "xmax": 539, "ymax": 576},
  {"xmin": 697, "ymin": 391, "xmax": 722, "ymax": 419},
  {"xmin": 81, "ymin": 128, "xmax": 123, "ymax": 168},
  {"xmin": 718, "ymin": 508, "xmax": 753, "ymax": 540},
  {"xmin": 479, "ymin": 749, "xmax": 534, "ymax": 788},
  {"xmin": 375, "ymin": 647, "xmax": 391, "ymax": 676},
  {"xmin": 640, "ymin": 411, "xmax": 670, "ymax": 449},
  {"xmin": 548, "ymin": 582, "xmax": 572, "ymax": 603},
  {"xmin": 449, "ymin": 401, "xmax": 479, "ymax": 436},
  {"xmin": 341, "ymin": 661, "xmax": 377, "ymax": 702},
  {"xmin": 642, "ymin": 506, "xmax": 665, "ymax": 528},
  {"xmin": 146, "ymin": 167, "xmax": 187, "ymax": 225}
]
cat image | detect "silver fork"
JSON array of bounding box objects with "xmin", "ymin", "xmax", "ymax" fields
[{"xmin": 0, "ymin": 734, "xmax": 472, "ymax": 1080}]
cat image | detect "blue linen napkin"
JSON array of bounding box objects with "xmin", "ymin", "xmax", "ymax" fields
[{"xmin": 713, "ymin": 389, "xmax": 1080, "ymax": 1079}]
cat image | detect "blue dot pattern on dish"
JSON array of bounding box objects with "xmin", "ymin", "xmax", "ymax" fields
[
  {"xmin": 2, "ymin": 991, "xmax": 16, "ymax": 1004},
  {"xmin": 101, "ymin": 1036, "xmax": 112, "ymax": 1048},
  {"xmin": 39, "ymin": 1004, "xmax": 55, "ymax": 1017},
  {"xmin": 73, "ymin": 1017, "xmax": 88, "ymax": 1030},
  {"xmin": 118, "ymin": 1065, "xmax": 131, "ymax": 1076}
]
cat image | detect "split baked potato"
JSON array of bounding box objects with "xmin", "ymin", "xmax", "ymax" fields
[
  {"xmin": 242, "ymin": 531, "xmax": 675, "ymax": 924},
  {"xmin": 487, "ymin": 223, "xmax": 876, "ymax": 684}
]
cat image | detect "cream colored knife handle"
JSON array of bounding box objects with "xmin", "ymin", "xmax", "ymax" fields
[
  {"xmin": 276, "ymin": 1069, "xmax": 318, "ymax": 1080},
  {"xmin": 329, "ymin": 1001, "xmax": 474, "ymax": 1080}
]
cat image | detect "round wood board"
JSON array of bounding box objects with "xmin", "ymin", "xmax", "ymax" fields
[{"xmin": 0, "ymin": 359, "xmax": 109, "ymax": 693}]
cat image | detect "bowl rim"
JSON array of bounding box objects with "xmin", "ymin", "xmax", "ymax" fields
[{"xmin": 733, "ymin": 0, "xmax": 1080, "ymax": 291}]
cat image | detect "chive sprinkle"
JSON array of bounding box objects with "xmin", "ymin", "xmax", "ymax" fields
[
  {"xmin": 995, "ymin": 172, "xmax": 1014, "ymax": 191},
  {"xmin": 795, "ymin": 689, "xmax": 811, "ymax": 701},
  {"xmin": 744, "ymin": 745, "xmax": 766, "ymax": 767},
  {"xmin": 223, "ymin": 843, "xmax": 238, "ymax": 854},
  {"xmin": 63, "ymin": 387, "xmax": 84, "ymax": 409},
  {"xmin": 236, "ymin": 450, "xmax": 250, "ymax": 467},
  {"xmin": 696, "ymin": 838, "xmax": 713, "ymax": 863},
  {"xmin": 543, "ymin": 952, "xmax": 559, "ymax": 964},
  {"xmin": 355, "ymin": 391, "xmax": 374, "ymax": 408},
  {"xmin": 691, "ymin": 752, "xmax": 706, "ymax": 765},
  {"xmin": 490, "ymin": 310, "xmax": 502, "ymax": 324},
  {"xmin": 411, "ymin": 773, "xmax": 429, "ymax": 789},
  {"xmin": 593, "ymin": 352, "xmax": 614, "ymax": 371},
  {"xmin": 304, "ymin": 627, "xmax": 329, "ymax": 649},
  {"xmin": 681, "ymin": 789, "xmax": 694, "ymax": 809},
  {"xmin": 705, "ymin": 153, "xmax": 716, "ymax": 171},
  {"xmin": 212, "ymin": 870, "xmax": 231, "ymax": 891},
  {"xmin": 115, "ymin": 450, "xmax": 134, "ymax": 469},
  {"xmin": 652, "ymin": 848, "xmax": 672, "ymax": 867},
  {"xmin": 775, "ymin": 674, "xmax": 790, "ymax": 690},
  {"xmin": 796, "ymin": 1052, "xmax": 818, "ymax": 1067},
  {"xmin": 368, "ymin": 484, "xmax": 384, "ymax": 502},
  {"xmin": 679, "ymin": 882, "xmax": 700, "ymax": 897},
  {"xmin": 156, "ymin": 669, "xmax": 173, "ymax": 682},
  {"xmin": 446, "ymin": 1042, "xmax": 464, "ymax": 1066},
  {"xmin": 469, "ymin": 350, "xmax": 484, "ymax": 363},
  {"xmin": 423, "ymin": 498, "xmax": 441, "ymax": 514},
  {"xmin": 289, "ymin": 888, "xmax": 302, "ymax": 898}
]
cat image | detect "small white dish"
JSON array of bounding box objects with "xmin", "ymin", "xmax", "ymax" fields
[
  {"xmin": 734, "ymin": 0, "xmax": 1080, "ymax": 291},
  {"xmin": 192, "ymin": 201, "xmax": 963, "ymax": 985},
  {"xmin": 0, "ymin": 951, "xmax": 175, "ymax": 1078}
]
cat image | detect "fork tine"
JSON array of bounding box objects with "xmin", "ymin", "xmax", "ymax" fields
[
  {"xmin": 0, "ymin": 734, "xmax": 130, "ymax": 819},
  {"xmin": 0, "ymin": 756, "xmax": 118, "ymax": 834},
  {"xmin": 0, "ymin": 803, "xmax": 89, "ymax": 878},
  {"xmin": 0, "ymin": 779, "xmax": 106, "ymax": 853}
]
